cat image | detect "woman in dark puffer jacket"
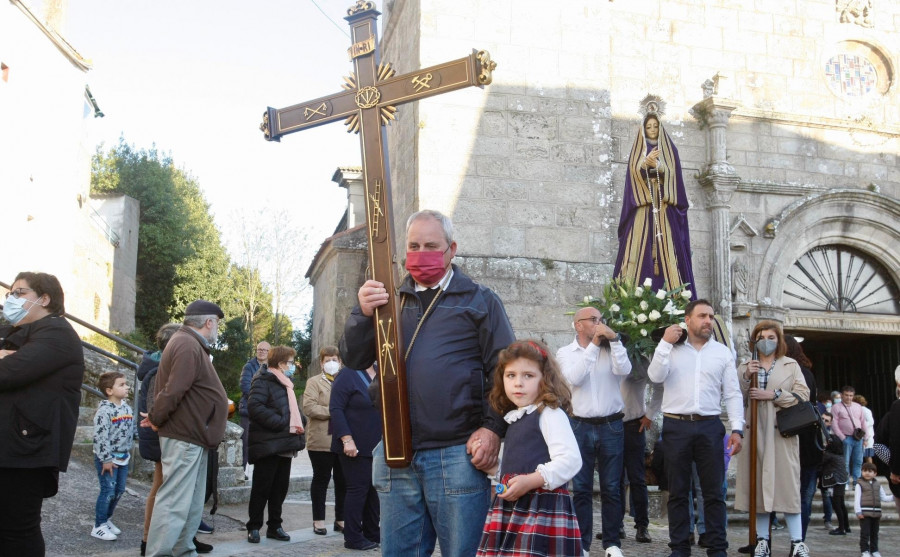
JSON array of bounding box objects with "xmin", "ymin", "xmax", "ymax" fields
[{"xmin": 246, "ymin": 345, "xmax": 305, "ymax": 543}]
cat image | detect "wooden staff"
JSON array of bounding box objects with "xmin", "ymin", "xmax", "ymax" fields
[{"xmin": 748, "ymin": 341, "xmax": 758, "ymax": 548}]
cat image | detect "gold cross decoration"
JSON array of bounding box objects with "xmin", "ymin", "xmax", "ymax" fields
[{"xmin": 260, "ymin": 0, "xmax": 496, "ymax": 468}]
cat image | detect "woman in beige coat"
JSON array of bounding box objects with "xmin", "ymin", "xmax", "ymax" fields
[
  {"xmin": 734, "ymin": 320, "xmax": 810, "ymax": 557},
  {"xmin": 301, "ymin": 346, "xmax": 346, "ymax": 535}
]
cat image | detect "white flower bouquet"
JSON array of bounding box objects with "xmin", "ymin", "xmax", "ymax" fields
[{"xmin": 578, "ymin": 277, "xmax": 691, "ymax": 361}]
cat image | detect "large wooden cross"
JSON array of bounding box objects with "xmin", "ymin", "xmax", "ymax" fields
[{"xmin": 260, "ymin": 0, "xmax": 496, "ymax": 468}]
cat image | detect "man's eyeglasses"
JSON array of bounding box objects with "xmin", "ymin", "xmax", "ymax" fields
[
  {"xmin": 4, "ymin": 288, "xmax": 34, "ymax": 299},
  {"xmin": 577, "ymin": 316, "xmax": 604, "ymax": 324}
]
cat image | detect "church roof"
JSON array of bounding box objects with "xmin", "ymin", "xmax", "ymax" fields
[{"xmin": 305, "ymin": 223, "xmax": 367, "ymax": 280}]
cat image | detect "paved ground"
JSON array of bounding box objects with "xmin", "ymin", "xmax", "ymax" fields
[{"xmin": 42, "ymin": 451, "xmax": 899, "ymax": 556}]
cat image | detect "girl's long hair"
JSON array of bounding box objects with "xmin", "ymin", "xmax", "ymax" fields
[{"xmin": 488, "ymin": 339, "xmax": 572, "ymax": 416}]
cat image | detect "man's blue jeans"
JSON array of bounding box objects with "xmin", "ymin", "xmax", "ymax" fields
[
  {"xmin": 94, "ymin": 456, "xmax": 128, "ymax": 527},
  {"xmin": 843, "ymin": 436, "xmax": 863, "ymax": 481},
  {"xmin": 571, "ymin": 416, "xmax": 624, "ymax": 551},
  {"xmin": 800, "ymin": 465, "xmax": 818, "ymax": 540},
  {"xmin": 372, "ymin": 441, "xmax": 490, "ymax": 557}
]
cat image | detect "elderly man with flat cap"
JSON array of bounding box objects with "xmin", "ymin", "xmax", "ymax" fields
[{"xmin": 142, "ymin": 300, "xmax": 228, "ymax": 557}]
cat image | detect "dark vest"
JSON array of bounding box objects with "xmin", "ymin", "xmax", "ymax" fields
[
  {"xmin": 857, "ymin": 477, "xmax": 883, "ymax": 518},
  {"xmin": 500, "ymin": 409, "xmax": 550, "ymax": 478}
]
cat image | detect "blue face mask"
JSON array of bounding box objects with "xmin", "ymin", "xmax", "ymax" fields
[
  {"xmin": 284, "ymin": 364, "xmax": 296, "ymax": 378},
  {"xmin": 2, "ymin": 295, "xmax": 38, "ymax": 325}
]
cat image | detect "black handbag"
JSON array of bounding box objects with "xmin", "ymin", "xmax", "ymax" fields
[{"xmin": 775, "ymin": 392, "xmax": 820, "ymax": 438}]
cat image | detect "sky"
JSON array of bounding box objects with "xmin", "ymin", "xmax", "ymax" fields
[{"xmin": 65, "ymin": 0, "xmax": 377, "ymax": 323}]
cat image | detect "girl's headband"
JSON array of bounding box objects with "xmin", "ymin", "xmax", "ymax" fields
[{"xmin": 527, "ymin": 341, "xmax": 547, "ymax": 360}]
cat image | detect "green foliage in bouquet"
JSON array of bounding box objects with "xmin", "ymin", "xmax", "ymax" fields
[{"xmin": 576, "ymin": 277, "xmax": 692, "ymax": 361}]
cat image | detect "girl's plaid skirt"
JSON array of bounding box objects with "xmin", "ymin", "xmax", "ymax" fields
[{"xmin": 477, "ymin": 476, "xmax": 582, "ymax": 557}]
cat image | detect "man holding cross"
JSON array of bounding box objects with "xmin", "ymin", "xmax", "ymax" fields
[{"xmin": 340, "ymin": 209, "xmax": 515, "ymax": 556}]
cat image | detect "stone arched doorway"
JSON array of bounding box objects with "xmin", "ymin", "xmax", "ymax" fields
[{"xmin": 755, "ymin": 189, "xmax": 900, "ymax": 419}]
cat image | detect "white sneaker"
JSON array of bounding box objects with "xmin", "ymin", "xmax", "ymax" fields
[
  {"xmin": 104, "ymin": 519, "xmax": 121, "ymax": 535},
  {"xmin": 754, "ymin": 538, "xmax": 770, "ymax": 557},
  {"xmin": 790, "ymin": 541, "xmax": 809, "ymax": 557},
  {"xmin": 91, "ymin": 524, "xmax": 117, "ymax": 541},
  {"xmin": 605, "ymin": 547, "xmax": 624, "ymax": 557},
  {"xmin": 871, "ymin": 552, "xmax": 881, "ymax": 557},
  {"xmin": 824, "ymin": 521, "xmax": 833, "ymax": 530},
  {"xmin": 861, "ymin": 552, "xmax": 872, "ymax": 557}
]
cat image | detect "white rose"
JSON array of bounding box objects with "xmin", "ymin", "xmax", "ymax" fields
[
  {"xmin": 584, "ymin": 296, "xmax": 590, "ymax": 303},
  {"xmin": 656, "ymin": 289, "xmax": 667, "ymax": 299},
  {"xmin": 682, "ymin": 290, "xmax": 692, "ymax": 299},
  {"xmin": 643, "ymin": 277, "xmax": 653, "ymax": 288},
  {"xmin": 641, "ymin": 328, "xmax": 648, "ymax": 336},
  {"xmin": 634, "ymin": 287, "xmax": 644, "ymax": 297},
  {"xmin": 649, "ymin": 310, "xmax": 661, "ymax": 321},
  {"xmin": 610, "ymin": 304, "xmax": 620, "ymax": 312},
  {"xmin": 640, "ymin": 301, "xmax": 649, "ymax": 311},
  {"xmin": 679, "ymin": 322, "xmax": 687, "ymax": 329},
  {"xmin": 637, "ymin": 313, "xmax": 648, "ymax": 323}
]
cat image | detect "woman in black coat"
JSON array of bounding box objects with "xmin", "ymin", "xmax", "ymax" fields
[
  {"xmin": 246, "ymin": 345, "xmax": 305, "ymax": 543},
  {"xmin": 0, "ymin": 272, "xmax": 84, "ymax": 556},
  {"xmin": 785, "ymin": 335, "xmax": 821, "ymax": 541},
  {"xmin": 330, "ymin": 364, "xmax": 381, "ymax": 551}
]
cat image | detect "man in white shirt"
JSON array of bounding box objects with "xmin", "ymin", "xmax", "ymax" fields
[
  {"xmin": 557, "ymin": 307, "xmax": 632, "ymax": 557},
  {"xmin": 647, "ymin": 299, "xmax": 743, "ymax": 557},
  {"xmin": 619, "ymin": 359, "xmax": 663, "ymax": 544}
]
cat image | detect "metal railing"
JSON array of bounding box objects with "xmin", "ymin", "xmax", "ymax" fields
[{"xmin": 1, "ymin": 280, "xmax": 147, "ymax": 400}]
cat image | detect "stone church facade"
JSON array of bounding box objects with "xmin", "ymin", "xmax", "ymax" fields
[{"xmin": 308, "ymin": 0, "xmax": 899, "ymax": 415}]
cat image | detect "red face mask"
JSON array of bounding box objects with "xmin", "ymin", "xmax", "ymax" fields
[{"xmin": 405, "ymin": 248, "xmax": 449, "ymax": 286}]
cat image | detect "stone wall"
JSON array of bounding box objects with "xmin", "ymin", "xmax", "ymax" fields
[{"xmin": 371, "ymin": 0, "xmax": 900, "ymax": 353}]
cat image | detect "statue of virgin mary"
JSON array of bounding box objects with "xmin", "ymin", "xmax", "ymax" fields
[{"xmin": 613, "ymin": 96, "xmax": 695, "ymax": 297}]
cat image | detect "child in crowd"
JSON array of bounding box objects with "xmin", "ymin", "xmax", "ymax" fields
[
  {"xmin": 92, "ymin": 371, "xmax": 134, "ymax": 541},
  {"xmin": 855, "ymin": 461, "xmax": 892, "ymax": 557},
  {"xmin": 821, "ymin": 412, "xmax": 851, "ymax": 536},
  {"xmin": 477, "ymin": 340, "xmax": 583, "ymax": 557}
]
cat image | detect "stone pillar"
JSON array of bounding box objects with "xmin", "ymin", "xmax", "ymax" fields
[
  {"xmin": 332, "ymin": 167, "xmax": 365, "ymax": 228},
  {"xmin": 691, "ymin": 96, "xmax": 740, "ymax": 322}
]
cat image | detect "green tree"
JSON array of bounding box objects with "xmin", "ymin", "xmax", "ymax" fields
[
  {"xmin": 91, "ymin": 139, "xmax": 236, "ymax": 337},
  {"xmin": 92, "ymin": 140, "xmax": 192, "ymax": 336}
]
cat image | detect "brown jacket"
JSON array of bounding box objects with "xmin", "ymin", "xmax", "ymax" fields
[
  {"xmin": 150, "ymin": 327, "xmax": 228, "ymax": 449},
  {"xmin": 734, "ymin": 356, "xmax": 809, "ymax": 514}
]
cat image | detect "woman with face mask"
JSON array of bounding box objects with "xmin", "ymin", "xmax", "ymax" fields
[
  {"xmin": 733, "ymin": 321, "xmax": 811, "ymax": 557},
  {"xmin": 245, "ymin": 345, "xmax": 305, "ymax": 544},
  {"xmin": 301, "ymin": 346, "xmax": 347, "ymax": 535},
  {"xmin": 1, "ymin": 272, "xmax": 84, "ymax": 555}
]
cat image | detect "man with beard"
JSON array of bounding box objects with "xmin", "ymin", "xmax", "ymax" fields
[
  {"xmin": 648, "ymin": 299, "xmax": 743, "ymax": 557},
  {"xmin": 142, "ymin": 300, "xmax": 229, "ymax": 557}
]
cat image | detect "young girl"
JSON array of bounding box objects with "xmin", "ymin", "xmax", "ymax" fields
[{"xmin": 477, "ymin": 340, "xmax": 583, "ymax": 557}]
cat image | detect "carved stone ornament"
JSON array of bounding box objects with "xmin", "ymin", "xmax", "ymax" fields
[
  {"xmin": 731, "ymin": 256, "xmax": 750, "ymax": 303},
  {"xmin": 837, "ymin": 0, "xmax": 874, "ymax": 28}
]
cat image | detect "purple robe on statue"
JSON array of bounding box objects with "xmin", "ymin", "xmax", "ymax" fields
[{"xmin": 613, "ymin": 114, "xmax": 695, "ymax": 297}]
